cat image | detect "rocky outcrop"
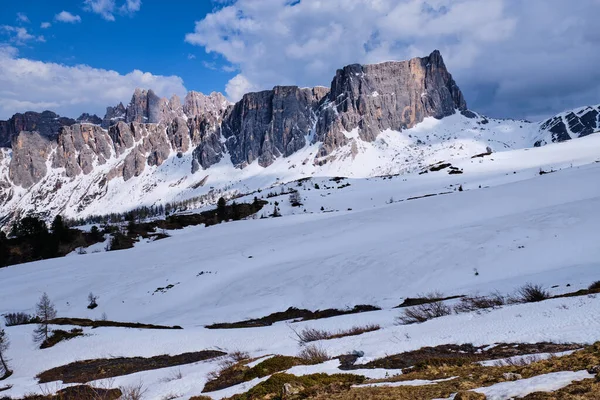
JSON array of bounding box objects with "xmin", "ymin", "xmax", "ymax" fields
[
  {"xmin": 126, "ymin": 88, "xmax": 163, "ymax": 124},
  {"xmin": 8, "ymin": 132, "xmax": 53, "ymax": 188},
  {"xmin": 53, "ymin": 124, "xmax": 113, "ymax": 177},
  {"xmin": 102, "ymin": 103, "xmax": 126, "ymax": 129},
  {"xmin": 0, "ymin": 111, "xmax": 76, "ymax": 148},
  {"xmin": 315, "ymin": 50, "xmax": 467, "ymax": 156},
  {"xmin": 76, "ymin": 113, "xmax": 102, "ymax": 125},
  {"xmin": 220, "ymin": 86, "xmax": 325, "ymax": 168},
  {"xmin": 538, "ymin": 105, "xmax": 600, "ymax": 145},
  {"xmin": 184, "ymin": 91, "xmax": 229, "ymax": 119}
]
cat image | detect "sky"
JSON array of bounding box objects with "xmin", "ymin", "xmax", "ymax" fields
[{"xmin": 1, "ymin": 0, "xmax": 599, "ymax": 121}]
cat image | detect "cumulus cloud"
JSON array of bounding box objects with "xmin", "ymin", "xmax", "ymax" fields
[
  {"xmin": 1, "ymin": 26, "xmax": 45, "ymax": 45},
  {"xmin": 186, "ymin": 0, "xmax": 600, "ymax": 119},
  {"xmin": 84, "ymin": 0, "xmax": 142, "ymax": 21},
  {"xmin": 40, "ymin": 22, "xmax": 52, "ymax": 29},
  {"xmin": 55, "ymin": 11, "xmax": 82, "ymax": 23},
  {"xmin": 0, "ymin": 50, "xmax": 187, "ymax": 119}
]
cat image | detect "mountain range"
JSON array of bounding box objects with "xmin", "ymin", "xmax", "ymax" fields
[{"xmin": 0, "ymin": 50, "xmax": 598, "ymax": 227}]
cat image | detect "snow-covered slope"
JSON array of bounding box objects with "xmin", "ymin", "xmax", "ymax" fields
[
  {"xmin": 0, "ymin": 110, "xmax": 559, "ymax": 225},
  {"xmin": 0, "ymin": 133, "xmax": 599, "ymax": 398}
]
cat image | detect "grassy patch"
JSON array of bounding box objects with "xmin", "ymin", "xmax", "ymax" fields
[
  {"xmin": 395, "ymin": 294, "xmax": 463, "ymax": 308},
  {"xmin": 227, "ymin": 373, "xmax": 365, "ymax": 400},
  {"xmin": 206, "ymin": 305, "xmax": 380, "ymax": 329},
  {"xmin": 203, "ymin": 355, "xmax": 304, "ymax": 393},
  {"xmin": 40, "ymin": 328, "xmax": 84, "ymax": 349},
  {"xmin": 37, "ymin": 350, "xmax": 225, "ymax": 384}
]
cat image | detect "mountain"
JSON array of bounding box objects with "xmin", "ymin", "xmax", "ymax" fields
[{"xmin": 0, "ymin": 50, "xmax": 598, "ymax": 227}]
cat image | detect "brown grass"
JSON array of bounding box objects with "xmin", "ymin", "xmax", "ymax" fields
[
  {"xmin": 37, "ymin": 350, "xmax": 225, "ymax": 384},
  {"xmin": 298, "ymin": 344, "xmax": 330, "ymax": 364},
  {"xmin": 40, "ymin": 328, "xmax": 84, "ymax": 349}
]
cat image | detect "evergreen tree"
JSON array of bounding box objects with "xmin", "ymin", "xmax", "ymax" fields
[{"xmin": 217, "ymin": 197, "xmax": 227, "ymax": 221}]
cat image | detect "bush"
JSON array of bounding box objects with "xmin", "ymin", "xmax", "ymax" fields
[
  {"xmin": 510, "ymin": 283, "xmax": 551, "ymax": 303},
  {"xmin": 454, "ymin": 292, "xmax": 505, "ymax": 314},
  {"xmin": 589, "ymin": 281, "xmax": 600, "ymax": 291},
  {"xmin": 294, "ymin": 325, "xmax": 380, "ymax": 344},
  {"xmin": 4, "ymin": 312, "xmax": 38, "ymax": 326},
  {"xmin": 397, "ymin": 299, "xmax": 452, "ymax": 325},
  {"xmin": 297, "ymin": 344, "xmax": 330, "ymax": 364},
  {"xmin": 119, "ymin": 382, "xmax": 146, "ymax": 400}
]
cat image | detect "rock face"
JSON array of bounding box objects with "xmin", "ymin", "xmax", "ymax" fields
[
  {"xmin": 538, "ymin": 105, "xmax": 600, "ymax": 145},
  {"xmin": 221, "ymin": 86, "xmax": 324, "ymax": 167},
  {"xmin": 102, "ymin": 103, "xmax": 126, "ymax": 129},
  {"xmin": 315, "ymin": 50, "xmax": 467, "ymax": 156},
  {"xmin": 8, "ymin": 132, "xmax": 53, "ymax": 188},
  {"xmin": 76, "ymin": 113, "xmax": 102, "ymax": 125},
  {"xmin": 0, "ymin": 111, "xmax": 76, "ymax": 148}
]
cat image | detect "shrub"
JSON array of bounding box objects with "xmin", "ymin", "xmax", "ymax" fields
[
  {"xmin": 294, "ymin": 325, "xmax": 380, "ymax": 344},
  {"xmin": 454, "ymin": 292, "xmax": 505, "ymax": 314},
  {"xmin": 4, "ymin": 312, "xmax": 38, "ymax": 326},
  {"xmin": 398, "ymin": 300, "xmax": 452, "ymax": 325},
  {"xmin": 119, "ymin": 382, "xmax": 146, "ymax": 400},
  {"xmin": 510, "ymin": 283, "xmax": 551, "ymax": 303},
  {"xmin": 589, "ymin": 281, "xmax": 600, "ymax": 291},
  {"xmin": 229, "ymin": 350, "xmax": 250, "ymax": 362},
  {"xmin": 297, "ymin": 344, "xmax": 330, "ymax": 364}
]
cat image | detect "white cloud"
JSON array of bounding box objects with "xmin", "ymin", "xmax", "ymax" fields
[
  {"xmin": 1, "ymin": 26, "xmax": 45, "ymax": 45},
  {"xmin": 40, "ymin": 22, "xmax": 52, "ymax": 29},
  {"xmin": 16, "ymin": 13, "xmax": 30, "ymax": 23},
  {"xmin": 186, "ymin": 0, "xmax": 600, "ymax": 118},
  {"xmin": 0, "ymin": 50, "xmax": 187, "ymax": 119},
  {"xmin": 188, "ymin": 53, "xmax": 196, "ymax": 60},
  {"xmin": 55, "ymin": 11, "xmax": 82, "ymax": 23},
  {"xmin": 225, "ymin": 74, "xmax": 257, "ymax": 101},
  {"xmin": 84, "ymin": 0, "xmax": 142, "ymax": 21},
  {"xmin": 120, "ymin": 0, "xmax": 142, "ymax": 14}
]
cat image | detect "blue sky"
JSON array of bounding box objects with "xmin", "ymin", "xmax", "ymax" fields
[
  {"xmin": 1, "ymin": 0, "xmax": 232, "ymax": 97},
  {"xmin": 1, "ymin": 0, "xmax": 599, "ymax": 121}
]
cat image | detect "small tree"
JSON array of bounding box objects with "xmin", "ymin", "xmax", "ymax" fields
[
  {"xmin": 289, "ymin": 191, "xmax": 302, "ymax": 207},
  {"xmin": 0, "ymin": 328, "xmax": 12, "ymax": 379},
  {"xmin": 87, "ymin": 292, "xmax": 98, "ymax": 309},
  {"xmin": 217, "ymin": 197, "xmax": 227, "ymax": 222},
  {"xmin": 33, "ymin": 292, "xmax": 57, "ymax": 344},
  {"xmin": 51, "ymin": 215, "xmax": 67, "ymax": 241}
]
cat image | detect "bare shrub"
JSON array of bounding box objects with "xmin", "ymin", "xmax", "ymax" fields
[
  {"xmin": 33, "ymin": 292, "xmax": 57, "ymax": 344},
  {"xmin": 589, "ymin": 281, "xmax": 600, "ymax": 291},
  {"xmin": 509, "ymin": 283, "xmax": 551, "ymax": 304},
  {"xmin": 229, "ymin": 350, "xmax": 250, "ymax": 362},
  {"xmin": 4, "ymin": 312, "xmax": 37, "ymax": 327},
  {"xmin": 297, "ymin": 344, "xmax": 330, "ymax": 364},
  {"xmin": 120, "ymin": 381, "xmax": 146, "ymax": 400},
  {"xmin": 454, "ymin": 292, "xmax": 505, "ymax": 314},
  {"xmin": 294, "ymin": 325, "xmax": 380, "ymax": 344},
  {"xmin": 397, "ymin": 299, "xmax": 452, "ymax": 325}
]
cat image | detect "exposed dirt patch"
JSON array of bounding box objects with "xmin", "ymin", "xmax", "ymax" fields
[
  {"xmin": 37, "ymin": 350, "xmax": 226, "ymax": 384},
  {"xmin": 40, "ymin": 328, "xmax": 84, "ymax": 349},
  {"xmin": 395, "ymin": 295, "xmax": 464, "ymax": 308},
  {"xmin": 16, "ymin": 385, "xmax": 122, "ymax": 400},
  {"xmin": 206, "ymin": 305, "xmax": 380, "ymax": 329},
  {"xmin": 340, "ymin": 342, "xmax": 583, "ymax": 370},
  {"xmin": 45, "ymin": 317, "xmax": 182, "ymax": 330}
]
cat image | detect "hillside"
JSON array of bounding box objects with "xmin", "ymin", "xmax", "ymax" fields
[{"xmin": 0, "ymin": 133, "xmax": 599, "ymax": 399}]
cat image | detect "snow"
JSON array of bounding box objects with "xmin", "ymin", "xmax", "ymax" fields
[
  {"xmin": 0, "ymin": 128, "xmax": 599, "ymax": 398},
  {"xmin": 470, "ymin": 370, "xmax": 594, "ymax": 400}
]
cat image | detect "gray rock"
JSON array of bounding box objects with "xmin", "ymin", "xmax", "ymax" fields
[
  {"xmin": 315, "ymin": 50, "xmax": 466, "ymax": 156},
  {"xmin": 53, "ymin": 124, "xmax": 113, "ymax": 177},
  {"xmin": 502, "ymin": 372, "xmax": 522, "ymax": 381},
  {"xmin": 8, "ymin": 131, "xmax": 53, "ymax": 188},
  {"xmin": 0, "ymin": 111, "xmax": 76, "ymax": 148},
  {"xmin": 221, "ymin": 86, "xmax": 322, "ymax": 167},
  {"xmin": 540, "ymin": 105, "xmax": 600, "ymax": 143},
  {"xmin": 101, "ymin": 102, "xmax": 126, "ymax": 129}
]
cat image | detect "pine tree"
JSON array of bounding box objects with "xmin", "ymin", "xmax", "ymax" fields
[
  {"xmin": 33, "ymin": 292, "xmax": 57, "ymax": 344},
  {"xmin": 0, "ymin": 328, "xmax": 11, "ymax": 378},
  {"xmin": 217, "ymin": 197, "xmax": 227, "ymax": 221}
]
